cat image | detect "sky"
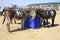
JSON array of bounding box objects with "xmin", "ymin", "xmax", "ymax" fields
[{"xmin": 0, "ymin": 0, "xmax": 60, "ymax": 7}]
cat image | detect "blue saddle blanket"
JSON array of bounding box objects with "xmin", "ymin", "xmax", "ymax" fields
[{"xmin": 24, "ymin": 16, "xmax": 41, "ymax": 29}]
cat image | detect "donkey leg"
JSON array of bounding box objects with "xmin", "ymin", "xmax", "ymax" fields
[
  {"xmin": 6, "ymin": 16, "xmax": 11, "ymax": 32},
  {"xmin": 46, "ymin": 19, "xmax": 49, "ymax": 28},
  {"xmin": 52, "ymin": 18, "xmax": 55, "ymax": 26},
  {"xmin": 14, "ymin": 20, "xmax": 16, "ymax": 24},
  {"xmin": 10, "ymin": 19, "xmax": 13, "ymax": 24},
  {"xmin": 43, "ymin": 19, "xmax": 46, "ymax": 27},
  {"xmin": 2, "ymin": 14, "xmax": 6, "ymax": 24},
  {"xmin": 21, "ymin": 19, "xmax": 25, "ymax": 29}
]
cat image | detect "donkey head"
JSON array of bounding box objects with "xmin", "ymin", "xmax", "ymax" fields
[{"xmin": 30, "ymin": 8, "xmax": 36, "ymax": 19}]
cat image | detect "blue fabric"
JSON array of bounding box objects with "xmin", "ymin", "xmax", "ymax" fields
[{"xmin": 24, "ymin": 16, "xmax": 41, "ymax": 29}]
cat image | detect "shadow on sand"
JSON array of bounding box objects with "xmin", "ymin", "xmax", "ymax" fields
[
  {"xmin": 10, "ymin": 27, "xmax": 30, "ymax": 33},
  {"xmin": 10, "ymin": 22, "xmax": 59, "ymax": 33},
  {"xmin": 36, "ymin": 24, "xmax": 59, "ymax": 29}
]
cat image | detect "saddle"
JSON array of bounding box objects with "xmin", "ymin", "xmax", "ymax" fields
[
  {"xmin": 16, "ymin": 10, "xmax": 23, "ymax": 17},
  {"xmin": 47, "ymin": 10, "xmax": 54, "ymax": 17}
]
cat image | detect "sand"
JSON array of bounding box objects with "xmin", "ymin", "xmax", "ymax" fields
[{"xmin": 0, "ymin": 10, "xmax": 60, "ymax": 40}]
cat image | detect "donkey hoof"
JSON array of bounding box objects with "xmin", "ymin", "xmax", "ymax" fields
[
  {"xmin": 8, "ymin": 30, "xmax": 11, "ymax": 32},
  {"xmin": 47, "ymin": 26, "xmax": 49, "ymax": 28},
  {"xmin": 8, "ymin": 30, "xmax": 10, "ymax": 32},
  {"xmin": 7, "ymin": 30, "xmax": 12, "ymax": 33},
  {"xmin": 2, "ymin": 23, "xmax": 4, "ymax": 24},
  {"xmin": 21, "ymin": 27, "xmax": 26, "ymax": 30},
  {"xmin": 44, "ymin": 25, "xmax": 46, "ymax": 28},
  {"xmin": 51, "ymin": 24, "xmax": 54, "ymax": 26}
]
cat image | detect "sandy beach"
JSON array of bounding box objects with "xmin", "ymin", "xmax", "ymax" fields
[{"xmin": 0, "ymin": 10, "xmax": 60, "ymax": 40}]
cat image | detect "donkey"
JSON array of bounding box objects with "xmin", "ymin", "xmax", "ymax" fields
[
  {"xmin": 36, "ymin": 9, "xmax": 56, "ymax": 27},
  {"xmin": 2, "ymin": 8, "xmax": 31, "ymax": 24},
  {"xmin": 2, "ymin": 8, "xmax": 30, "ymax": 32}
]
